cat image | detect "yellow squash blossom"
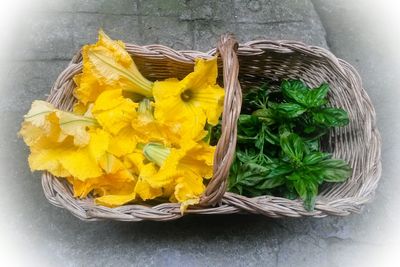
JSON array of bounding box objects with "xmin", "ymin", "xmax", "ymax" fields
[
  {"xmin": 152, "ymin": 57, "xmax": 225, "ymax": 140},
  {"xmin": 19, "ymin": 101, "xmax": 110, "ymax": 180},
  {"xmin": 28, "ymin": 128, "xmax": 109, "ymax": 181},
  {"xmin": 74, "ymin": 30, "xmax": 153, "ymax": 106},
  {"xmin": 141, "ymin": 141, "xmax": 215, "ymax": 211}
]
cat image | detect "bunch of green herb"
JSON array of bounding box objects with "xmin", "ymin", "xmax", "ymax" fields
[{"xmin": 227, "ymin": 80, "xmax": 351, "ymax": 211}]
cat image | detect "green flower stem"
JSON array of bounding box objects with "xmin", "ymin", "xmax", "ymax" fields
[{"xmin": 142, "ymin": 143, "xmax": 171, "ymax": 167}]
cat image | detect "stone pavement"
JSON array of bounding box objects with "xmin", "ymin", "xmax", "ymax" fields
[{"xmin": 0, "ymin": 0, "xmax": 398, "ymax": 266}]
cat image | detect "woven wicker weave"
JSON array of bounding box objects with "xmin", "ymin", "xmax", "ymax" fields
[{"xmin": 41, "ymin": 34, "xmax": 381, "ymax": 221}]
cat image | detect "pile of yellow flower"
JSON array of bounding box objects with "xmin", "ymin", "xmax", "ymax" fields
[{"xmin": 19, "ymin": 31, "xmax": 225, "ymax": 212}]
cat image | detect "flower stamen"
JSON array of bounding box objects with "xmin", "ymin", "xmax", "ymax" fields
[{"xmin": 180, "ymin": 89, "xmax": 193, "ymax": 102}]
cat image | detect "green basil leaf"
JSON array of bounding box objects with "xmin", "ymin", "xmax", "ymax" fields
[
  {"xmin": 263, "ymin": 127, "xmax": 280, "ymax": 145},
  {"xmin": 267, "ymin": 162, "xmax": 294, "ymax": 178},
  {"xmin": 281, "ymin": 80, "xmax": 309, "ymax": 105},
  {"xmin": 252, "ymin": 108, "xmax": 275, "ymax": 121},
  {"xmin": 313, "ymin": 108, "xmax": 349, "ymax": 127},
  {"xmin": 305, "ymin": 83, "xmax": 329, "ymax": 107},
  {"xmin": 293, "ymin": 179, "xmax": 318, "ymax": 211},
  {"xmin": 256, "ymin": 175, "xmax": 285, "ymax": 189},
  {"xmin": 276, "ymin": 103, "xmax": 307, "ymax": 118},
  {"xmin": 303, "ymin": 151, "xmax": 331, "ymax": 165},
  {"xmin": 237, "ymin": 134, "xmax": 257, "ymax": 143},
  {"xmin": 236, "ymin": 150, "xmax": 254, "ymax": 163},
  {"xmin": 280, "ymin": 132, "xmax": 306, "ymax": 162},
  {"xmin": 299, "ymin": 166, "xmax": 325, "ymax": 184},
  {"xmin": 238, "ymin": 114, "xmax": 260, "ymax": 129},
  {"xmin": 238, "ymin": 114, "xmax": 260, "ymax": 137},
  {"xmin": 287, "ymin": 171, "xmax": 301, "ymax": 181},
  {"xmin": 234, "ymin": 163, "xmax": 272, "ymax": 187},
  {"xmin": 318, "ymin": 158, "xmax": 352, "ymax": 182}
]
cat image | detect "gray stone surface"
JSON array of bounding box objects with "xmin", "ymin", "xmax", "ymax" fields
[
  {"xmin": 10, "ymin": 0, "xmax": 327, "ymax": 62},
  {"xmin": 0, "ymin": 0, "xmax": 399, "ymax": 266}
]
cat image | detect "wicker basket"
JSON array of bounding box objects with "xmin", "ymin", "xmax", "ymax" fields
[{"xmin": 41, "ymin": 34, "xmax": 381, "ymax": 221}]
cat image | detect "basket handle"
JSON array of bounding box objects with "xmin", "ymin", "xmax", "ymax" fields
[{"xmin": 200, "ymin": 33, "xmax": 242, "ymax": 206}]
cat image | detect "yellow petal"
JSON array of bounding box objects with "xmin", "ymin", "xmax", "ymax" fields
[
  {"xmin": 74, "ymin": 30, "xmax": 153, "ymax": 105},
  {"xmin": 88, "ymin": 128, "xmax": 110, "ymax": 160},
  {"xmin": 19, "ymin": 122, "xmax": 44, "ymax": 146},
  {"xmin": 108, "ymin": 126, "xmax": 137, "ymax": 157},
  {"xmin": 143, "ymin": 140, "xmax": 214, "ymax": 189},
  {"xmin": 56, "ymin": 110, "xmax": 98, "ymax": 146},
  {"xmin": 179, "ymin": 141, "xmax": 215, "ymax": 179},
  {"xmin": 152, "ymin": 80, "xmax": 207, "ymax": 140},
  {"xmin": 180, "ymin": 198, "xmax": 200, "ymax": 214},
  {"xmin": 99, "ymin": 152, "xmax": 125, "ymax": 174},
  {"xmin": 95, "ymin": 193, "xmax": 136, "ymax": 207},
  {"xmin": 192, "ymin": 84, "xmax": 225, "ymax": 125},
  {"xmin": 97, "ymin": 29, "xmax": 132, "ymax": 67},
  {"xmin": 59, "ymin": 149, "xmax": 103, "ymax": 180},
  {"xmin": 21, "ymin": 100, "xmax": 99, "ymax": 147},
  {"xmin": 123, "ymin": 152, "xmax": 145, "ymax": 175},
  {"xmin": 92, "ymin": 89, "xmax": 136, "ymax": 112},
  {"xmin": 182, "ymin": 57, "xmax": 218, "ymax": 90},
  {"xmin": 152, "ymin": 78, "xmax": 182, "ymax": 122},
  {"xmin": 19, "ymin": 114, "xmax": 61, "ymax": 147},
  {"xmin": 72, "ymin": 169, "xmax": 135, "ymax": 199},
  {"xmin": 28, "ymin": 146, "xmax": 71, "ymax": 177},
  {"xmin": 135, "ymin": 181, "xmax": 163, "ymax": 201},
  {"xmin": 133, "ymin": 163, "xmax": 163, "ymax": 201},
  {"xmin": 162, "ymin": 181, "xmax": 176, "ymax": 199},
  {"xmin": 174, "ymin": 172, "xmax": 205, "ymax": 213},
  {"xmin": 23, "ymin": 100, "xmax": 56, "ymax": 131},
  {"xmin": 85, "ymin": 34, "xmax": 153, "ymax": 96},
  {"xmin": 137, "ymin": 161, "xmax": 175, "ymax": 189},
  {"xmin": 92, "ymin": 89, "xmax": 138, "ymax": 135},
  {"xmin": 73, "ymin": 71, "xmax": 112, "ymax": 105},
  {"xmin": 72, "ymin": 101, "xmax": 89, "ymax": 115},
  {"xmin": 132, "ymin": 99, "xmax": 185, "ymax": 146},
  {"xmin": 58, "ymin": 129, "xmax": 109, "ymax": 180}
]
